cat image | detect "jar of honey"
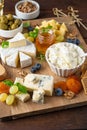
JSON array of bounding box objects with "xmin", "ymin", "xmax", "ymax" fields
[{"xmin": 35, "ymin": 30, "xmax": 55, "ymax": 54}]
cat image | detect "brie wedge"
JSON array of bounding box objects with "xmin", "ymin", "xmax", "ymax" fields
[
  {"xmin": 19, "ymin": 52, "xmax": 32, "ymax": 68},
  {"xmin": 6, "ymin": 51, "xmax": 19, "ymax": 67}
]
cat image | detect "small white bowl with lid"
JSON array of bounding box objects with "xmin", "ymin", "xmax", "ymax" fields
[{"xmin": 15, "ymin": 0, "xmax": 40, "ymax": 20}]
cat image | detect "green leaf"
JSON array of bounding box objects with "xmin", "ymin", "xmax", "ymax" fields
[
  {"xmin": 2, "ymin": 41, "xmax": 9, "ymax": 48},
  {"xmin": 23, "ymin": 22, "xmax": 30, "ymax": 28},
  {"xmin": 3, "ymin": 80, "xmax": 14, "ymax": 87},
  {"xmin": 15, "ymin": 83, "xmax": 28, "ymax": 93},
  {"xmin": 37, "ymin": 53, "xmax": 45, "ymax": 61}
]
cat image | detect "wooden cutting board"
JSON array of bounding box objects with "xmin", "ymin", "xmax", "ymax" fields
[{"xmin": 0, "ymin": 16, "xmax": 87, "ymax": 121}]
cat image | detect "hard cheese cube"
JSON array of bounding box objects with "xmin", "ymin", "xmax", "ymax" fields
[{"xmin": 23, "ymin": 74, "xmax": 54, "ymax": 96}]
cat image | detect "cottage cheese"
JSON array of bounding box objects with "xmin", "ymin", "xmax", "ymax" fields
[{"xmin": 48, "ymin": 43, "xmax": 84, "ymax": 69}]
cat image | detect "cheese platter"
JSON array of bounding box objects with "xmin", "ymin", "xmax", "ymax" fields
[{"xmin": 0, "ymin": 16, "xmax": 87, "ymax": 121}]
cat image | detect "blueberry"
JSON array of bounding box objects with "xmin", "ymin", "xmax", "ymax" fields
[
  {"xmin": 55, "ymin": 88, "xmax": 63, "ymax": 96},
  {"xmin": 66, "ymin": 38, "xmax": 73, "ymax": 43},
  {"xmin": 66, "ymin": 38, "xmax": 80, "ymax": 46},
  {"xmin": 28, "ymin": 26, "xmax": 34, "ymax": 31},
  {"xmin": 75, "ymin": 39, "xmax": 80, "ymax": 45},
  {"xmin": 35, "ymin": 63, "xmax": 41, "ymax": 70},
  {"xmin": 31, "ymin": 67, "xmax": 37, "ymax": 73}
]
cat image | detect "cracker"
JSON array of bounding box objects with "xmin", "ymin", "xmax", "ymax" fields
[{"xmin": 81, "ymin": 77, "xmax": 87, "ymax": 94}]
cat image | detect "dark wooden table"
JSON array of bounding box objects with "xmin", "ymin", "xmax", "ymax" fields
[{"xmin": 0, "ymin": 0, "xmax": 87, "ymax": 129}]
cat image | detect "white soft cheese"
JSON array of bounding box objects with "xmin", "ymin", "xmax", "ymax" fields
[
  {"xmin": 9, "ymin": 39, "xmax": 27, "ymax": 48},
  {"xmin": 48, "ymin": 43, "xmax": 83, "ymax": 69},
  {"xmin": 23, "ymin": 74, "xmax": 54, "ymax": 96},
  {"xmin": 6, "ymin": 51, "xmax": 19, "ymax": 67},
  {"xmin": 19, "ymin": 52, "xmax": 32, "ymax": 68},
  {"xmin": 0, "ymin": 42, "xmax": 36, "ymax": 65}
]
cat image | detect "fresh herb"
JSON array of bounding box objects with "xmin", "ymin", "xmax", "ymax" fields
[
  {"xmin": 29, "ymin": 28, "xmax": 39, "ymax": 38},
  {"xmin": 23, "ymin": 22, "xmax": 30, "ymax": 28},
  {"xmin": 15, "ymin": 83, "xmax": 28, "ymax": 93},
  {"xmin": 3, "ymin": 80, "xmax": 14, "ymax": 87},
  {"xmin": 2, "ymin": 41, "xmax": 9, "ymax": 48},
  {"xmin": 41, "ymin": 25, "xmax": 52, "ymax": 33},
  {"xmin": 37, "ymin": 53, "xmax": 45, "ymax": 61}
]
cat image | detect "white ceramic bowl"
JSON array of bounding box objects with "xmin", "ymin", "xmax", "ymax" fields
[
  {"xmin": 45, "ymin": 42, "xmax": 86, "ymax": 77},
  {"xmin": 0, "ymin": 15, "xmax": 23, "ymax": 38},
  {"xmin": 15, "ymin": 0, "xmax": 40, "ymax": 20}
]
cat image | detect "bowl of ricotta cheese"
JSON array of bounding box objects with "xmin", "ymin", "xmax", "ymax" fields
[{"xmin": 45, "ymin": 42, "xmax": 86, "ymax": 77}]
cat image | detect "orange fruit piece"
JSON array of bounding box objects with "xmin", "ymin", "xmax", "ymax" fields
[
  {"xmin": 54, "ymin": 81, "xmax": 68, "ymax": 91},
  {"xmin": 0, "ymin": 82, "xmax": 10, "ymax": 94},
  {"xmin": 66, "ymin": 77, "xmax": 82, "ymax": 94}
]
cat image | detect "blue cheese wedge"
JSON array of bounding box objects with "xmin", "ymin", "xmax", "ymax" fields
[
  {"xmin": 14, "ymin": 77, "xmax": 24, "ymax": 84},
  {"xmin": 6, "ymin": 51, "xmax": 19, "ymax": 67},
  {"xmin": 32, "ymin": 88, "xmax": 45, "ymax": 104},
  {"xmin": 15, "ymin": 92, "xmax": 30, "ymax": 102},
  {"xmin": 19, "ymin": 52, "xmax": 32, "ymax": 68},
  {"xmin": 23, "ymin": 74, "xmax": 54, "ymax": 96}
]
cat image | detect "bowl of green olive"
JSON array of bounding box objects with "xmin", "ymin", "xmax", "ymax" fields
[{"xmin": 0, "ymin": 14, "xmax": 23, "ymax": 38}]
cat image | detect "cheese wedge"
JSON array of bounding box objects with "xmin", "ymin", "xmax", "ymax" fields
[
  {"xmin": 23, "ymin": 74, "xmax": 54, "ymax": 96},
  {"xmin": 19, "ymin": 52, "xmax": 32, "ymax": 68},
  {"xmin": 19, "ymin": 41, "xmax": 36, "ymax": 57},
  {"xmin": 14, "ymin": 77, "xmax": 24, "ymax": 84},
  {"xmin": 0, "ymin": 48, "xmax": 18, "ymax": 63},
  {"xmin": 0, "ymin": 42, "xmax": 36, "ymax": 64},
  {"xmin": 15, "ymin": 92, "xmax": 30, "ymax": 102},
  {"xmin": 9, "ymin": 39, "xmax": 27, "ymax": 48},
  {"xmin": 6, "ymin": 52, "xmax": 19, "ymax": 67}
]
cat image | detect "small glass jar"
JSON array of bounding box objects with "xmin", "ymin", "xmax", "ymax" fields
[{"xmin": 35, "ymin": 30, "xmax": 55, "ymax": 54}]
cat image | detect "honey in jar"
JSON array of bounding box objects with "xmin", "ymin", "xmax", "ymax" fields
[{"xmin": 35, "ymin": 30, "xmax": 55, "ymax": 54}]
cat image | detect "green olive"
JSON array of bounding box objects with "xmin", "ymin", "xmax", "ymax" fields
[
  {"xmin": 0, "ymin": 15, "xmax": 8, "ymax": 24},
  {"xmin": 0, "ymin": 23, "xmax": 8, "ymax": 30},
  {"xmin": 14, "ymin": 19, "xmax": 21, "ymax": 25},
  {"xmin": 11, "ymin": 24, "xmax": 18, "ymax": 30},
  {"xmin": 6, "ymin": 14, "xmax": 13, "ymax": 21}
]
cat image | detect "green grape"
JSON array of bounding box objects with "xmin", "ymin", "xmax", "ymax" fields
[
  {"xmin": 9, "ymin": 85, "xmax": 18, "ymax": 95},
  {"xmin": 0, "ymin": 93, "xmax": 8, "ymax": 102},
  {"xmin": 6, "ymin": 95, "xmax": 15, "ymax": 105},
  {"xmin": 27, "ymin": 36, "xmax": 34, "ymax": 42},
  {"xmin": 23, "ymin": 33, "xmax": 29, "ymax": 38}
]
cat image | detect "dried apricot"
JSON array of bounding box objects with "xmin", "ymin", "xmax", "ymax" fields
[
  {"xmin": 67, "ymin": 75, "xmax": 80, "ymax": 82},
  {"xmin": 66, "ymin": 78, "xmax": 82, "ymax": 94},
  {"xmin": 0, "ymin": 82, "xmax": 10, "ymax": 94},
  {"xmin": 54, "ymin": 81, "xmax": 68, "ymax": 91}
]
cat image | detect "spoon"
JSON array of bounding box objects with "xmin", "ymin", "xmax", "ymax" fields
[{"xmin": 80, "ymin": 53, "xmax": 87, "ymax": 58}]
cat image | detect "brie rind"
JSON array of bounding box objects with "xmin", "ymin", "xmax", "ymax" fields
[
  {"xmin": 19, "ymin": 52, "xmax": 32, "ymax": 68},
  {"xmin": 6, "ymin": 51, "xmax": 19, "ymax": 67}
]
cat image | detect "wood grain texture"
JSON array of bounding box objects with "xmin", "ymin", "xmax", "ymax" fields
[
  {"xmin": 0, "ymin": 0, "xmax": 87, "ymax": 129},
  {"xmin": 0, "ymin": 16, "xmax": 87, "ymax": 121}
]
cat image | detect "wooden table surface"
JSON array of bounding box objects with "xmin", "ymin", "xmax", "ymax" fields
[{"xmin": 0, "ymin": 0, "xmax": 87, "ymax": 129}]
